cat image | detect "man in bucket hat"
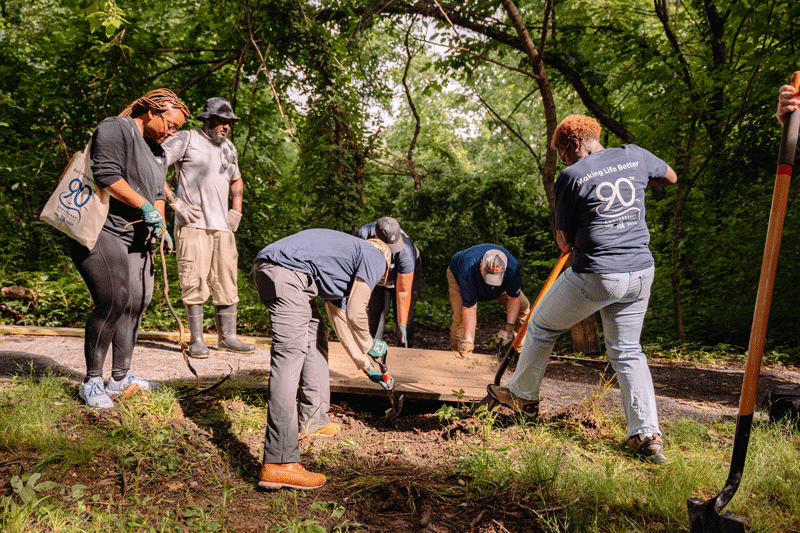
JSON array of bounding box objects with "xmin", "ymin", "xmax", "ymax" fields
[
  {"xmin": 447, "ymin": 244, "xmax": 530, "ymax": 359},
  {"xmin": 355, "ymin": 216, "xmax": 422, "ymax": 348},
  {"xmin": 161, "ymin": 97, "xmax": 254, "ymax": 357}
]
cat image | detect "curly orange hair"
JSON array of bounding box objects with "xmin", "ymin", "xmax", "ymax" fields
[{"xmin": 552, "ymin": 114, "xmax": 601, "ymax": 150}]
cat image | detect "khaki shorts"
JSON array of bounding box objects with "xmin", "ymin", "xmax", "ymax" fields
[{"xmin": 176, "ymin": 225, "xmax": 239, "ymax": 306}]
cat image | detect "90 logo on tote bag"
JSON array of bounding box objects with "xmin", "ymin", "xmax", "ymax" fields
[{"xmin": 40, "ymin": 143, "xmax": 109, "ymax": 250}]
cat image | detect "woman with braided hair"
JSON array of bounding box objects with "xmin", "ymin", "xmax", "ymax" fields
[{"xmin": 70, "ymin": 88, "xmax": 190, "ymax": 408}]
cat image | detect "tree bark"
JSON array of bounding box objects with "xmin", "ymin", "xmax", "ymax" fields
[
  {"xmin": 500, "ymin": 0, "xmax": 601, "ymax": 354},
  {"xmin": 570, "ymin": 315, "xmax": 602, "ymax": 355},
  {"xmin": 499, "ymin": 0, "xmax": 558, "ymax": 217}
]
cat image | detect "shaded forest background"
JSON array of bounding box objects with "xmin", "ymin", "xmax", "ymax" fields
[{"xmin": 1, "ymin": 0, "xmax": 799, "ymax": 361}]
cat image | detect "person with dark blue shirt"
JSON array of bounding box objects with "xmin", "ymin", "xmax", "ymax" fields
[
  {"xmin": 251, "ymin": 229, "xmax": 391, "ymax": 490},
  {"xmin": 447, "ymin": 244, "xmax": 530, "ymax": 358},
  {"xmin": 355, "ymin": 217, "xmax": 422, "ymax": 348},
  {"xmin": 488, "ymin": 114, "xmax": 677, "ymax": 464}
]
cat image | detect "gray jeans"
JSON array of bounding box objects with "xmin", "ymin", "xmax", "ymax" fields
[{"xmin": 252, "ymin": 260, "xmax": 330, "ymax": 463}]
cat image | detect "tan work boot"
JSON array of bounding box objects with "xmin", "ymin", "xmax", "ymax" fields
[
  {"xmin": 625, "ymin": 434, "xmax": 667, "ymax": 464},
  {"xmin": 486, "ymin": 384, "xmax": 540, "ymax": 418},
  {"xmin": 258, "ymin": 463, "xmax": 326, "ymax": 490},
  {"xmin": 300, "ymin": 422, "xmax": 340, "ymax": 438}
]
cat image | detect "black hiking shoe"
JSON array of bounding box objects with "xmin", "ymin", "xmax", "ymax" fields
[
  {"xmin": 486, "ymin": 384, "xmax": 539, "ymax": 418},
  {"xmin": 626, "ymin": 434, "xmax": 667, "ymax": 464}
]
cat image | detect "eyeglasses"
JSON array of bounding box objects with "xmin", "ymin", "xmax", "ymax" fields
[
  {"xmin": 558, "ymin": 146, "xmax": 568, "ymax": 164},
  {"xmin": 159, "ymin": 113, "xmax": 181, "ymax": 134}
]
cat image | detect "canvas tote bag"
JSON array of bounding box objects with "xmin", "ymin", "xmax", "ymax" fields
[{"xmin": 40, "ymin": 141, "xmax": 109, "ymax": 250}]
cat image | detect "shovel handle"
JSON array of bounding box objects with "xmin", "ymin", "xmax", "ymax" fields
[
  {"xmin": 510, "ymin": 251, "xmax": 570, "ymax": 351},
  {"xmin": 739, "ymin": 71, "xmax": 800, "ymax": 417},
  {"xmin": 713, "ymin": 71, "xmax": 800, "ymax": 514}
]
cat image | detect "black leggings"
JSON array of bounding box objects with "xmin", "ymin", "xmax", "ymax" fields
[{"xmin": 69, "ymin": 230, "xmax": 154, "ymax": 381}]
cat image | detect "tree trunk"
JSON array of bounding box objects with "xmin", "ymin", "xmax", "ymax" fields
[
  {"xmin": 570, "ymin": 314, "xmax": 602, "ymax": 355},
  {"xmin": 499, "ymin": 0, "xmax": 558, "ymax": 217},
  {"xmin": 561, "ymin": 250, "xmax": 603, "ymax": 354}
]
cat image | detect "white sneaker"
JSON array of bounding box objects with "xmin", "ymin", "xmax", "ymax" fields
[
  {"xmin": 105, "ymin": 371, "xmax": 159, "ymax": 395},
  {"xmin": 79, "ymin": 377, "xmax": 114, "ymax": 409}
]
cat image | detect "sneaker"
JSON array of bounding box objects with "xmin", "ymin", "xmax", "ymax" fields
[
  {"xmin": 105, "ymin": 371, "xmax": 159, "ymax": 396},
  {"xmin": 486, "ymin": 384, "xmax": 539, "ymax": 418},
  {"xmin": 626, "ymin": 434, "xmax": 667, "ymax": 464},
  {"xmin": 79, "ymin": 377, "xmax": 114, "ymax": 409},
  {"xmin": 300, "ymin": 422, "xmax": 340, "ymax": 438},
  {"xmin": 258, "ymin": 463, "xmax": 326, "ymax": 490}
]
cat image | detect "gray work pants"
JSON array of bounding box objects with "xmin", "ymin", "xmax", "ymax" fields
[{"xmin": 251, "ymin": 260, "xmax": 330, "ymax": 464}]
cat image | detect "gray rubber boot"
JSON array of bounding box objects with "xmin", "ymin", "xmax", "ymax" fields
[
  {"xmin": 185, "ymin": 304, "xmax": 209, "ymax": 359},
  {"xmin": 215, "ymin": 304, "xmax": 255, "ymax": 353}
]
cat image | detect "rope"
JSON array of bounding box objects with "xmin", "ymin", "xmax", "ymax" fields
[{"xmin": 154, "ymin": 233, "xmax": 232, "ymax": 396}]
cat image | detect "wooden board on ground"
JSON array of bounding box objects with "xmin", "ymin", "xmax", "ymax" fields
[
  {"xmin": 327, "ymin": 343, "xmax": 500, "ymax": 402},
  {"xmin": 0, "ymin": 326, "xmax": 500, "ymax": 403}
]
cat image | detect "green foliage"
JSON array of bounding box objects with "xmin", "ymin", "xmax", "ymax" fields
[
  {"xmin": 85, "ymin": 1, "xmax": 128, "ymax": 38},
  {"xmin": 1, "ymin": 0, "xmax": 800, "ymax": 360}
]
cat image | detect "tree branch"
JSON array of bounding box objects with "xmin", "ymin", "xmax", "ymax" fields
[{"xmin": 402, "ymin": 16, "xmax": 422, "ymax": 190}]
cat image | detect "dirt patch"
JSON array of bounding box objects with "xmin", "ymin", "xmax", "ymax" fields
[{"xmin": 2, "ymin": 326, "xmax": 800, "ymax": 531}]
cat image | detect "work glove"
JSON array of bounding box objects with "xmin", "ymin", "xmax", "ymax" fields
[
  {"xmin": 495, "ymin": 329, "xmax": 514, "ymax": 347},
  {"xmin": 364, "ymin": 364, "xmax": 394, "ymax": 390},
  {"xmin": 152, "ymin": 223, "xmax": 173, "ymax": 254},
  {"xmin": 367, "ymin": 338, "xmax": 388, "ymax": 360},
  {"xmin": 450, "ymin": 337, "xmax": 459, "ymax": 352},
  {"xmin": 398, "ymin": 324, "xmax": 408, "ymax": 348},
  {"xmin": 137, "ymin": 200, "xmax": 164, "ymax": 230},
  {"xmin": 169, "ymin": 198, "xmax": 202, "ymax": 224},
  {"xmin": 456, "ymin": 340, "xmax": 474, "ymax": 359},
  {"xmin": 227, "ymin": 209, "xmax": 242, "ymax": 232}
]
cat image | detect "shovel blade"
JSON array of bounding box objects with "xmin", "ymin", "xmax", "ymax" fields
[
  {"xmin": 687, "ymin": 498, "xmax": 748, "ymax": 533},
  {"xmin": 385, "ymin": 394, "xmax": 404, "ymax": 422}
]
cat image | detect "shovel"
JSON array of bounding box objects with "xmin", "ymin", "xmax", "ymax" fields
[
  {"xmin": 474, "ymin": 250, "xmax": 571, "ymax": 411},
  {"xmin": 374, "ymin": 346, "xmax": 404, "ymax": 421},
  {"xmin": 687, "ymin": 71, "xmax": 800, "ymax": 533}
]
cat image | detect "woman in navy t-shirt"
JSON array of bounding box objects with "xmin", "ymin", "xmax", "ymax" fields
[{"xmin": 488, "ymin": 114, "xmax": 677, "ymax": 464}]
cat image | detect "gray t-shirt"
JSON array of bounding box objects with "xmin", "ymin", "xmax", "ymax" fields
[
  {"xmin": 161, "ymin": 128, "xmax": 241, "ymax": 231},
  {"xmin": 554, "ymin": 144, "xmax": 668, "ymax": 273},
  {"xmin": 90, "ymin": 116, "xmax": 166, "ymax": 243}
]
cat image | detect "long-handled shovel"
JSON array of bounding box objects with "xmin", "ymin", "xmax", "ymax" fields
[
  {"xmin": 474, "ymin": 250, "xmax": 571, "ymax": 411},
  {"xmin": 687, "ymin": 71, "xmax": 800, "ymax": 533}
]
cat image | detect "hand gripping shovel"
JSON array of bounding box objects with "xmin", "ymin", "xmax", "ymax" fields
[
  {"xmin": 474, "ymin": 250, "xmax": 571, "ymax": 411},
  {"xmin": 687, "ymin": 71, "xmax": 800, "ymax": 533},
  {"xmin": 374, "ymin": 347, "xmax": 404, "ymax": 421}
]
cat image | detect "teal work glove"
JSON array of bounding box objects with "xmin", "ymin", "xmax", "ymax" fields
[
  {"xmin": 137, "ymin": 200, "xmax": 164, "ymax": 229},
  {"xmin": 364, "ymin": 364, "xmax": 393, "ymax": 390},
  {"xmin": 398, "ymin": 325, "xmax": 408, "ymax": 348},
  {"xmin": 367, "ymin": 338, "xmax": 388, "ymax": 360}
]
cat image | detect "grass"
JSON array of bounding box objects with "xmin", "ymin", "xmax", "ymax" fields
[{"xmin": 1, "ymin": 372, "xmax": 800, "ymax": 532}]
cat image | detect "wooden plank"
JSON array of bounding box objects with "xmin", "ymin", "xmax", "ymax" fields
[
  {"xmin": 327, "ymin": 343, "xmax": 499, "ymax": 402},
  {"xmin": 0, "ymin": 326, "xmax": 499, "ymax": 402},
  {"xmin": 0, "ymin": 325, "xmax": 270, "ymax": 345}
]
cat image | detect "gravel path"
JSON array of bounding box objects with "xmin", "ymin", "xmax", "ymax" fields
[{"xmin": 2, "ymin": 330, "xmax": 799, "ymax": 425}]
